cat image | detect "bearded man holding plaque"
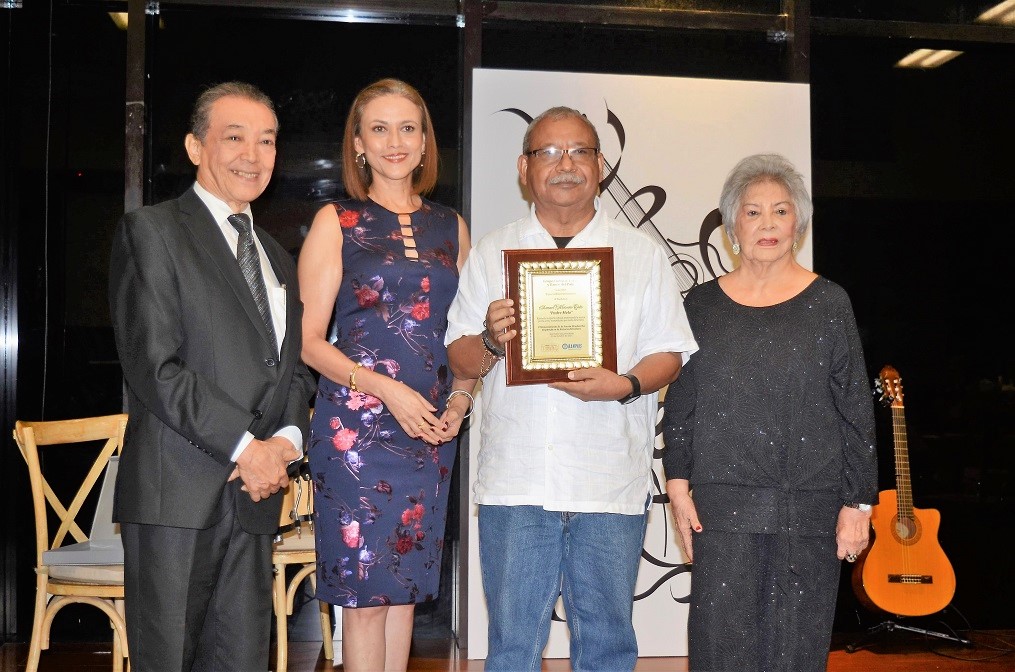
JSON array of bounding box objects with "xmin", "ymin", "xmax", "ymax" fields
[{"xmin": 445, "ymin": 106, "xmax": 698, "ymax": 672}]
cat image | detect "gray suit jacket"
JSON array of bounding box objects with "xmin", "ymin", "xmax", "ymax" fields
[{"xmin": 108, "ymin": 186, "xmax": 315, "ymax": 535}]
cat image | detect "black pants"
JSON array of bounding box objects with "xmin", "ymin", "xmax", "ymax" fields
[{"xmin": 121, "ymin": 495, "xmax": 273, "ymax": 672}]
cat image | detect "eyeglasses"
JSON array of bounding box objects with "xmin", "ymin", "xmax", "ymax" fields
[{"xmin": 525, "ymin": 146, "xmax": 600, "ymax": 164}]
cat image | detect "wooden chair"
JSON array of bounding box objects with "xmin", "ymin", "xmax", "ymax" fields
[
  {"xmin": 272, "ymin": 461, "xmax": 334, "ymax": 672},
  {"xmin": 13, "ymin": 414, "xmax": 130, "ymax": 672}
]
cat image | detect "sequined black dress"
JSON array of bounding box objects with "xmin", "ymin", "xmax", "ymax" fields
[{"xmin": 661, "ymin": 276, "xmax": 877, "ymax": 672}]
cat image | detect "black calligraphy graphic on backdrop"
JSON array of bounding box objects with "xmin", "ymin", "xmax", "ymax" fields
[{"xmin": 499, "ymin": 103, "xmax": 727, "ymax": 615}]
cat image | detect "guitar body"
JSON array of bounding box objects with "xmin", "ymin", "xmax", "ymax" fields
[{"xmin": 852, "ymin": 488, "xmax": 956, "ymax": 617}]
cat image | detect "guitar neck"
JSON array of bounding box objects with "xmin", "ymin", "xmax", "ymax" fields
[{"xmin": 892, "ymin": 405, "xmax": 914, "ymax": 518}]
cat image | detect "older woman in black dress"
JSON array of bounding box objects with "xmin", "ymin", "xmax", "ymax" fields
[{"xmin": 662, "ymin": 153, "xmax": 878, "ymax": 672}]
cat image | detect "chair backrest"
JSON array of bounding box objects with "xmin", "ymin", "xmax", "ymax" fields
[{"xmin": 13, "ymin": 414, "xmax": 129, "ymax": 567}]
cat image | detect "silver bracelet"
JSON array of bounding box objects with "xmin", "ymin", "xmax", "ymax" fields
[{"xmin": 446, "ymin": 389, "xmax": 475, "ymax": 418}]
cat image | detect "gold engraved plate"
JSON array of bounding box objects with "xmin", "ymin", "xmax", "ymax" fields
[{"xmin": 522, "ymin": 261, "xmax": 598, "ymax": 367}]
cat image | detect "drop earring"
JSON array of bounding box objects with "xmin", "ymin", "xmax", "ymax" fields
[
  {"xmin": 732, "ymin": 242, "xmax": 741, "ymax": 256},
  {"xmin": 356, "ymin": 153, "xmax": 366, "ymax": 168},
  {"xmin": 792, "ymin": 240, "xmax": 799, "ymax": 252}
]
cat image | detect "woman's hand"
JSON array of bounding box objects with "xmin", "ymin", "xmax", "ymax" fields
[
  {"xmin": 432, "ymin": 387, "xmax": 475, "ymax": 444},
  {"xmin": 373, "ymin": 375, "xmax": 442, "ymax": 444},
  {"xmin": 666, "ymin": 478, "xmax": 701, "ymax": 564},
  {"xmin": 432, "ymin": 405, "xmax": 467, "ymax": 444},
  {"xmin": 836, "ymin": 506, "xmax": 872, "ymax": 562}
]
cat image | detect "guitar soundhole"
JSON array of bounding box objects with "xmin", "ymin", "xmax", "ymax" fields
[{"xmin": 892, "ymin": 515, "xmax": 921, "ymax": 544}]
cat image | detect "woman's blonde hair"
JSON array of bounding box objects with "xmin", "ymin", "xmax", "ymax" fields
[{"xmin": 341, "ymin": 78, "xmax": 439, "ymax": 201}]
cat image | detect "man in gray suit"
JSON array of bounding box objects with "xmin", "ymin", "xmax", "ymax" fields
[{"xmin": 108, "ymin": 81, "xmax": 315, "ymax": 671}]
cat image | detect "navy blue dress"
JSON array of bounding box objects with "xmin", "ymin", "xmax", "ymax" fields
[{"xmin": 309, "ymin": 198, "xmax": 460, "ymax": 608}]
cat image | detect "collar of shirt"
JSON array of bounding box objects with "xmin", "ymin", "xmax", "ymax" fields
[
  {"xmin": 523, "ymin": 197, "xmax": 610, "ymax": 248},
  {"xmin": 192, "ymin": 181, "xmax": 255, "ymax": 256}
]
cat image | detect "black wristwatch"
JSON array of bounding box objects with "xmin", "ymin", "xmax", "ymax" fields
[
  {"xmin": 480, "ymin": 330, "xmax": 505, "ymax": 358},
  {"xmin": 617, "ymin": 373, "xmax": 642, "ymax": 405}
]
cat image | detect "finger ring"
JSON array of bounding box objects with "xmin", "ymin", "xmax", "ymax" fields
[
  {"xmin": 846, "ymin": 553, "xmax": 857, "ymax": 563},
  {"xmin": 417, "ymin": 423, "xmax": 425, "ymax": 430}
]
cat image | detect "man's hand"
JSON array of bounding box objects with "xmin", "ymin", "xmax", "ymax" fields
[
  {"xmin": 485, "ymin": 298, "xmax": 516, "ymax": 347},
  {"xmin": 548, "ymin": 367, "xmax": 631, "ymax": 402},
  {"xmin": 228, "ymin": 436, "xmax": 300, "ymax": 502}
]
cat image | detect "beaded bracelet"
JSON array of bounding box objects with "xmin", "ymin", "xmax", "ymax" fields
[
  {"xmin": 479, "ymin": 349, "xmax": 501, "ymax": 378},
  {"xmin": 349, "ymin": 362, "xmax": 364, "ymax": 392},
  {"xmin": 446, "ymin": 389, "xmax": 475, "ymax": 418},
  {"xmin": 480, "ymin": 330, "xmax": 506, "ymax": 358}
]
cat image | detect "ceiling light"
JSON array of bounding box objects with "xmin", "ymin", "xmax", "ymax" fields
[
  {"xmin": 108, "ymin": 12, "xmax": 128, "ymax": 30},
  {"xmin": 976, "ymin": 0, "xmax": 1015, "ymax": 24},
  {"xmin": 894, "ymin": 1, "xmax": 1012, "ymax": 69},
  {"xmin": 895, "ymin": 48, "xmax": 964, "ymax": 69}
]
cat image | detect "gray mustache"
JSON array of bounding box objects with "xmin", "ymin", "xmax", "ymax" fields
[{"xmin": 548, "ymin": 173, "xmax": 585, "ymax": 185}]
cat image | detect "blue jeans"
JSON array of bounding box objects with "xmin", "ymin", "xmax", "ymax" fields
[{"xmin": 478, "ymin": 504, "xmax": 648, "ymax": 672}]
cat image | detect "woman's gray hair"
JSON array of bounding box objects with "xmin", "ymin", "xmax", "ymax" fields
[
  {"xmin": 521, "ymin": 106, "xmax": 600, "ymax": 154},
  {"xmin": 718, "ymin": 153, "xmax": 813, "ymax": 242}
]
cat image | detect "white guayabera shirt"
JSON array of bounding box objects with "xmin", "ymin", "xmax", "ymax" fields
[{"xmin": 446, "ymin": 200, "xmax": 698, "ymax": 514}]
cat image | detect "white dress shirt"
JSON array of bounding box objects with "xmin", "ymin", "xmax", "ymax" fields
[
  {"xmin": 446, "ymin": 200, "xmax": 698, "ymax": 514},
  {"xmin": 192, "ymin": 182, "xmax": 302, "ymax": 462}
]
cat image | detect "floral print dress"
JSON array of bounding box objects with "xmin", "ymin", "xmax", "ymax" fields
[{"xmin": 309, "ymin": 198, "xmax": 460, "ymax": 608}]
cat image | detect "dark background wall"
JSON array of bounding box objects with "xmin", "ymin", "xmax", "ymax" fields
[{"xmin": 3, "ymin": 0, "xmax": 1012, "ymax": 646}]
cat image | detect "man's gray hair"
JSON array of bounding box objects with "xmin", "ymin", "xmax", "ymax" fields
[
  {"xmin": 522, "ymin": 106, "xmax": 600, "ymax": 154},
  {"xmin": 189, "ymin": 81, "xmax": 277, "ymax": 141}
]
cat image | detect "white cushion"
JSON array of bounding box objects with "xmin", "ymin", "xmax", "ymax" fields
[{"xmin": 47, "ymin": 563, "xmax": 123, "ymax": 584}]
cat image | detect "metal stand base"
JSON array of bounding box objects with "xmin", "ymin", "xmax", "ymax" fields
[{"xmin": 845, "ymin": 618, "xmax": 972, "ymax": 653}]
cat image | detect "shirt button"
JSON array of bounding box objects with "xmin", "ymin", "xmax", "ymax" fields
[
  {"xmin": 264, "ymin": 358, "xmax": 277, "ymax": 367},
  {"xmin": 547, "ymin": 444, "xmax": 553, "ymax": 451}
]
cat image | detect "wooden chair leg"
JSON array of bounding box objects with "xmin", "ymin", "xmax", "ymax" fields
[
  {"xmin": 115, "ymin": 598, "xmax": 130, "ymax": 671},
  {"xmin": 309, "ymin": 573, "xmax": 334, "ymax": 660},
  {"xmin": 26, "ymin": 574, "xmax": 50, "ymax": 672},
  {"xmin": 273, "ymin": 563, "xmax": 289, "ymax": 672},
  {"xmin": 110, "ymin": 597, "xmax": 126, "ymax": 672},
  {"xmin": 319, "ymin": 600, "xmax": 335, "ymax": 661},
  {"xmin": 112, "ymin": 627, "xmax": 123, "ymax": 672}
]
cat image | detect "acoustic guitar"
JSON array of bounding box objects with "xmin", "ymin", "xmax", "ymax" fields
[{"xmin": 851, "ymin": 364, "xmax": 956, "ymax": 617}]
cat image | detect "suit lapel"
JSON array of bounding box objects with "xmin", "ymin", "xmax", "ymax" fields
[{"xmin": 178, "ymin": 188, "xmax": 276, "ymax": 350}]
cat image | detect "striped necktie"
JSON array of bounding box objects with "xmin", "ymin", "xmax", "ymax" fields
[{"xmin": 228, "ymin": 213, "xmax": 278, "ymax": 354}]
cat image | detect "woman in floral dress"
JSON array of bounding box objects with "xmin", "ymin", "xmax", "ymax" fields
[{"xmin": 298, "ymin": 79, "xmax": 475, "ymax": 672}]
